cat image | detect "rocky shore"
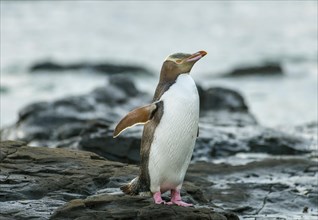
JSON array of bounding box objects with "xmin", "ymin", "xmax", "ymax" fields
[
  {"xmin": 1, "ymin": 140, "xmax": 317, "ymax": 220},
  {"xmin": 1, "ymin": 141, "xmax": 240, "ymax": 220},
  {"xmin": 1, "ymin": 73, "xmax": 317, "ymax": 219}
]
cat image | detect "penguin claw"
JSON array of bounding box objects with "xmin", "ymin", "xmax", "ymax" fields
[
  {"xmin": 155, "ymin": 200, "xmax": 166, "ymax": 205},
  {"xmin": 167, "ymin": 201, "xmax": 193, "ymax": 207}
]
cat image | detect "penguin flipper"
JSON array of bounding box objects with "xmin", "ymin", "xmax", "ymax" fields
[
  {"xmin": 120, "ymin": 177, "xmax": 138, "ymax": 195},
  {"xmin": 113, "ymin": 101, "xmax": 162, "ymax": 138}
]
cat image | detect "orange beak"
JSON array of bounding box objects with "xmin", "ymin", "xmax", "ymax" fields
[{"xmin": 186, "ymin": 50, "xmax": 207, "ymax": 62}]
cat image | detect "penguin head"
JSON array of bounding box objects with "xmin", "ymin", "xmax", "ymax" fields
[{"xmin": 160, "ymin": 51, "xmax": 207, "ymax": 81}]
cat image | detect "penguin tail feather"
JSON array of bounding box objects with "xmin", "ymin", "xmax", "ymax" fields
[{"xmin": 120, "ymin": 177, "xmax": 139, "ymax": 195}]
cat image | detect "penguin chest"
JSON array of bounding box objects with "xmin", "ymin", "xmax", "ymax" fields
[{"xmin": 148, "ymin": 74, "xmax": 199, "ymax": 192}]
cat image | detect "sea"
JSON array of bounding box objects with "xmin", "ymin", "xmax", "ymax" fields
[{"xmin": 1, "ymin": 1, "xmax": 317, "ymax": 128}]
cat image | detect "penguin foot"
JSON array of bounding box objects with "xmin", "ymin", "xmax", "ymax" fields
[
  {"xmin": 167, "ymin": 189, "xmax": 193, "ymax": 207},
  {"xmin": 153, "ymin": 192, "xmax": 166, "ymax": 204}
]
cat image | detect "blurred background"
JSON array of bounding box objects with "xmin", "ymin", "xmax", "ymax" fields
[
  {"xmin": 1, "ymin": 1, "xmax": 317, "ymax": 127},
  {"xmin": 1, "ymin": 2, "xmax": 318, "ymax": 219}
]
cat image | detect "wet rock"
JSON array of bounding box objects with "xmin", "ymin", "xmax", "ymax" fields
[
  {"xmin": 194, "ymin": 125, "xmax": 311, "ymax": 160},
  {"xmin": 247, "ymin": 129, "xmax": 309, "ymax": 155},
  {"xmin": 29, "ymin": 61, "xmax": 153, "ymax": 75},
  {"xmin": 224, "ymin": 62, "xmax": 283, "ymax": 77},
  {"xmin": 0, "ymin": 141, "xmax": 238, "ymax": 220},
  {"xmin": 1, "ymin": 76, "xmax": 148, "ymax": 147},
  {"xmin": 187, "ymin": 159, "xmax": 318, "ymax": 219},
  {"xmin": 1, "ymin": 141, "xmax": 316, "ymax": 220},
  {"xmin": 18, "ymin": 102, "xmax": 50, "ymax": 122},
  {"xmin": 200, "ymin": 110, "xmax": 257, "ymax": 127},
  {"xmin": 51, "ymin": 194, "xmax": 234, "ymax": 220}
]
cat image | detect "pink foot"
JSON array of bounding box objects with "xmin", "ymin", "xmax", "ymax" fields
[
  {"xmin": 153, "ymin": 191, "xmax": 166, "ymax": 204},
  {"xmin": 167, "ymin": 189, "xmax": 193, "ymax": 207}
]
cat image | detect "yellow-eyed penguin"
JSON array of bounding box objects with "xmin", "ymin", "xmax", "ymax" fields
[{"xmin": 113, "ymin": 50, "xmax": 207, "ymax": 206}]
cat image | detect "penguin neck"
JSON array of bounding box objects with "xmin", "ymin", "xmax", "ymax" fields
[
  {"xmin": 154, "ymin": 68, "xmax": 190, "ymax": 101},
  {"xmin": 159, "ymin": 63, "xmax": 189, "ymax": 84}
]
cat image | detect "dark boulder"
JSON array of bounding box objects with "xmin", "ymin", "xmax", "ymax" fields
[
  {"xmin": 78, "ymin": 123, "xmax": 141, "ymax": 163},
  {"xmin": 224, "ymin": 62, "xmax": 283, "ymax": 77},
  {"xmin": 18, "ymin": 102, "xmax": 50, "ymax": 122},
  {"xmin": 29, "ymin": 61, "xmax": 153, "ymax": 75},
  {"xmin": 199, "ymin": 87, "xmax": 249, "ymax": 112},
  {"xmin": 109, "ymin": 74, "xmax": 140, "ymax": 97}
]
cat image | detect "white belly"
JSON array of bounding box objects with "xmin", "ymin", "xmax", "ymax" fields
[{"xmin": 148, "ymin": 74, "xmax": 199, "ymax": 193}]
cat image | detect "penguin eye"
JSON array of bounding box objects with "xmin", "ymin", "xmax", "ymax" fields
[{"xmin": 175, "ymin": 59, "xmax": 182, "ymax": 64}]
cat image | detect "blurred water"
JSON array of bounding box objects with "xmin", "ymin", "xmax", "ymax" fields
[{"xmin": 1, "ymin": 1, "xmax": 317, "ymax": 127}]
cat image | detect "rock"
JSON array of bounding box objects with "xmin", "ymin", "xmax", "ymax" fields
[
  {"xmin": 200, "ymin": 111, "xmax": 257, "ymax": 127},
  {"xmin": 109, "ymin": 74, "xmax": 139, "ymax": 97},
  {"xmin": 1, "ymin": 76, "xmax": 148, "ymax": 146},
  {"xmin": 247, "ymin": 128, "xmax": 309, "ymax": 155},
  {"xmin": 77, "ymin": 123, "xmax": 141, "ymax": 163},
  {"xmin": 29, "ymin": 61, "xmax": 153, "ymax": 75},
  {"xmin": 224, "ymin": 62, "xmax": 283, "ymax": 77},
  {"xmin": 193, "ymin": 125, "xmax": 311, "ymax": 160},
  {"xmin": 186, "ymin": 159, "xmax": 318, "ymax": 219},
  {"xmin": 51, "ymin": 194, "xmax": 234, "ymax": 220},
  {"xmin": 1, "ymin": 141, "xmax": 317, "ymax": 219},
  {"xmin": 199, "ymin": 87, "xmax": 249, "ymax": 112},
  {"xmin": 0, "ymin": 85, "xmax": 9, "ymax": 94},
  {"xmin": 0, "ymin": 141, "xmax": 238, "ymax": 220},
  {"xmin": 1, "ymin": 76, "xmax": 313, "ymax": 163}
]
